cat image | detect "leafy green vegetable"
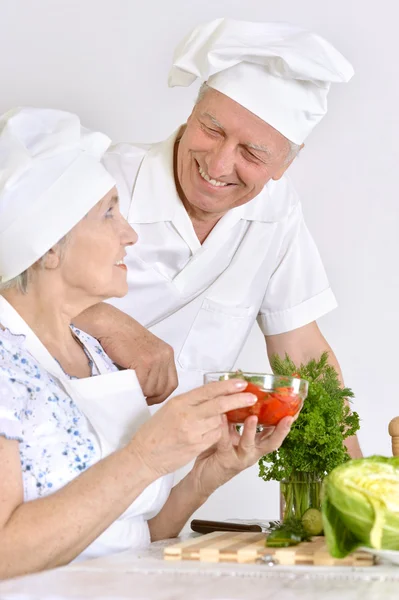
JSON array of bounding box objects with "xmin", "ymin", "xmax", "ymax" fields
[
  {"xmin": 266, "ymin": 530, "xmax": 302, "ymax": 547},
  {"xmin": 258, "ymin": 352, "xmax": 360, "ymax": 482},
  {"xmin": 266, "ymin": 517, "xmax": 311, "ymax": 547},
  {"xmin": 322, "ymin": 456, "xmax": 399, "ymax": 557},
  {"xmin": 238, "ymin": 374, "xmax": 266, "ymax": 387},
  {"xmin": 221, "ymin": 371, "xmax": 287, "ymax": 388}
]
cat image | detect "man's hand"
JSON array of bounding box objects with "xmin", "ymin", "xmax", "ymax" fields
[
  {"xmin": 101, "ymin": 325, "xmax": 178, "ymax": 405},
  {"xmin": 73, "ymin": 303, "xmax": 178, "ymax": 405}
]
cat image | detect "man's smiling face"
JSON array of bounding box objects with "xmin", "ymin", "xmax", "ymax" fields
[{"xmin": 175, "ymin": 87, "xmax": 295, "ymax": 218}]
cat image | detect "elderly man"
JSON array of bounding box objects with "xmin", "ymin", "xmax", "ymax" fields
[{"xmin": 76, "ymin": 18, "xmax": 362, "ymax": 457}]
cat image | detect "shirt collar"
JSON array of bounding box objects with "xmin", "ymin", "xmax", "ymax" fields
[
  {"xmin": 129, "ymin": 128, "xmax": 297, "ymax": 225},
  {"xmin": 128, "ymin": 129, "xmax": 182, "ymax": 224}
]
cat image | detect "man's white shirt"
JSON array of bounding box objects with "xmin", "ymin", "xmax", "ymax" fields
[{"xmin": 103, "ymin": 130, "xmax": 336, "ymax": 394}]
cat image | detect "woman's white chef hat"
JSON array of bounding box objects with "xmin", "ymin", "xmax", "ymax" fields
[
  {"xmin": 0, "ymin": 107, "xmax": 115, "ymax": 283},
  {"xmin": 168, "ymin": 18, "xmax": 354, "ymax": 144}
]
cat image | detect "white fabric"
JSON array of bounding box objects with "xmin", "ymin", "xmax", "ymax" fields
[
  {"xmin": 103, "ymin": 131, "xmax": 337, "ymax": 397},
  {"xmin": 0, "ymin": 296, "xmax": 173, "ymax": 559},
  {"xmin": 0, "ymin": 107, "xmax": 115, "ymax": 282},
  {"xmin": 168, "ymin": 18, "xmax": 354, "ymax": 143}
]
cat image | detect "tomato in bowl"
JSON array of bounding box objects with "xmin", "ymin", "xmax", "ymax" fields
[{"xmin": 204, "ymin": 372, "xmax": 308, "ymax": 426}]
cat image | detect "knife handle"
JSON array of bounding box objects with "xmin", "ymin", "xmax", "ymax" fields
[{"xmin": 190, "ymin": 519, "xmax": 262, "ymax": 534}]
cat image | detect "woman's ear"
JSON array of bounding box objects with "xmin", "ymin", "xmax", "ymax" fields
[{"xmin": 40, "ymin": 246, "xmax": 62, "ymax": 271}]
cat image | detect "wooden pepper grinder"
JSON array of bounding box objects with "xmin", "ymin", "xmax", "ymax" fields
[{"xmin": 388, "ymin": 417, "xmax": 399, "ymax": 456}]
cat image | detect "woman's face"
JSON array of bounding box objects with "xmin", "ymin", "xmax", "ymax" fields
[{"xmin": 58, "ymin": 187, "xmax": 137, "ymax": 302}]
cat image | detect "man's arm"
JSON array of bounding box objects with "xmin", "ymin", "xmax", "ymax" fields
[
  {"xmin": 73, "ymin": 303, "xmax": 178, "ymax": 405},
  {"xmin": 265, "ymin": 321, "xmax": 362, "ymax": 458}
]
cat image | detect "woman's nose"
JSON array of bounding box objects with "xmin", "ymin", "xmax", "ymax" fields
[{"xmin": 122, "ymin": 221, "xmax": 138, "ymax": 246}]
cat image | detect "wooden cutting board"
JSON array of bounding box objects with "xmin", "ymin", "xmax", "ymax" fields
[{"xmin": 164, "ymin": 531, "xmax": 374, "ymax": 566}]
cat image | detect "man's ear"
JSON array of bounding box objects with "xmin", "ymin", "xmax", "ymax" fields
[{"xmin": 272, "ymin": 143, "xmax": 305, "ymax": 181}]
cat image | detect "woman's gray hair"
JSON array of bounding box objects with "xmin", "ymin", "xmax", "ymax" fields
[
  {"xmin": 196, "ymin": 82, "xmax": 301, "ymax": 164},
  {"xmin": 0, "ymin": 270, "xmax": 31, "ymax": 295},
  {"xmin": 0, "ymin": 234, "xmax": 70, "ymax": 295}
]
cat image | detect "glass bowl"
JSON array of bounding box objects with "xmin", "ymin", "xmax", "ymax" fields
[{"xmin": 203, "ymin": 372, "xmax": 308, "ymax": 426}]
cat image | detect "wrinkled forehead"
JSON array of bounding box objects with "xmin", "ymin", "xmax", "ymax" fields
[{"xmin": 194, "ymin": 87, "xmax": 290, "ymax": 152}]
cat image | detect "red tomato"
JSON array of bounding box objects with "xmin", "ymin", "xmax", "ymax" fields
[
  {"xmin": 226, "ymin": 382, "xmax": 302, "ymax": 426},
  {"xmin": 244, "ymin": 382, "xmax": 268, "ymax": 398}
]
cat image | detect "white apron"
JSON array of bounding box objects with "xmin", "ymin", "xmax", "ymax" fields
[{"xmin": 0, "ymin": 297, "xmax": 173, "ymax": 559}]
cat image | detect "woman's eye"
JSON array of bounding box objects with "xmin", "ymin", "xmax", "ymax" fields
[{"xmin": 105, "ymin": 207, "xmax": 114, "ymax": 218}]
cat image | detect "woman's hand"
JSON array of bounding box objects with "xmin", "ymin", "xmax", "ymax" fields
[
  {"xmin": 190, "ymin": 415, "xmax": 294, "ymax": 498},
  {"xmin": 129, "ymin": 380, "xmax": 258, "ymax": 479}
]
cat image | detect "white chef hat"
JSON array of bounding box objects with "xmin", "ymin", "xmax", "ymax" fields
[
  {"xmin": 0, "ymin": 107, "xmax": 115, "ymax": 283},
  {"xmin": 168, "ymin": 18, "xmax": 354, "ymax": 144}
]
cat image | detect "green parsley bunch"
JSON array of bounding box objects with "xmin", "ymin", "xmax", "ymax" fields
[{"xmin": 258, "ymin": 352, "xmax": 360, "ymax": 482}]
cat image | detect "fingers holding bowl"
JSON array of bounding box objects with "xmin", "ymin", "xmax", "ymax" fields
[
  {"xmin": 204, "ymin": 371, "xmax": 307, "ymax": 428},
  {"xmin": 257, "ymin": 416, "xmax": 295, "ymax": 454}
]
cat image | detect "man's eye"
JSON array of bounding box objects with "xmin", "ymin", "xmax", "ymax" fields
[
  {"xmin": 202, "ymin": 124, "xmax": 221, "ymax": 136},
  {"xmin": 245, "ymin": 151, "xmax": 257, "ymax": 161}
]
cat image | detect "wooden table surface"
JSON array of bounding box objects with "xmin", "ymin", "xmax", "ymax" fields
[{"xmin": 0, "ymin": 536, "xmax": 399, "ymax": 600}]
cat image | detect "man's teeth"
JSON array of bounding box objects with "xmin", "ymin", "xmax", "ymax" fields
[
  {"xmin": 115, "ymin": 260, "xmax": 124, "ymax": 266},
  {"xmin": 198, "ymin": 166, "xmax": 228, "ymax": 187}
]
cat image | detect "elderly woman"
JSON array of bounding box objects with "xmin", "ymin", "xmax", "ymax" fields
[{"xmin": 0, "ymin": 108, "xmax": 294, "ymax": 579}]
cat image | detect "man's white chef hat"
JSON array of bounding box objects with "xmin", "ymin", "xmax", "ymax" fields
[
  {"xmin": 168, "ymin": 18, "xmax": 354, "ymax": 144},
  {"xmin": 0, "ymin": 107, "xmax": 115, "ymax": 283}
]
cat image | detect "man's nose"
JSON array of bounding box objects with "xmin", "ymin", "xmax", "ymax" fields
[{"xmin": 204, "ymin": 141, "xmax": 235, "ymax": 180}]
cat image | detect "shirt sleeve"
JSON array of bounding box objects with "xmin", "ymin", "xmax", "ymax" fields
[
  {"xmin": 257, "ymin": 203, "xmax": 337, "ymax": 336},
  {"xmin": 0, "ymin": 370, "xmax": 24, "ymax": 442},
  {"xmin": 71, "ymin": 327, "xmax": 118, "ymax": 374}
]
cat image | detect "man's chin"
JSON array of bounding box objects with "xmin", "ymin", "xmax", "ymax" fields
[{"xmin": 189, "ymin": 196, "xmax": 231, "ymax": 216}]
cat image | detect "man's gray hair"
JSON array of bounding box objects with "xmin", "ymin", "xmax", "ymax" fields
[
  {"xmin": 196, "ymin": 83, "xmax": 301, "ymax": 164},
  {"xmin": 0, "ymin": 234, "xmax": 70, "ymax": 295}
]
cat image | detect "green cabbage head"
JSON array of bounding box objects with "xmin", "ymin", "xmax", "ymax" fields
[{"xmin": 322, "ymin": 456, "xmax": 399, "ymax": 558}]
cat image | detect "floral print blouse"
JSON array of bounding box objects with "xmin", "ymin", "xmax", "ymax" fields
[{"xmin": 0, "ymin": 326, "xmax": 117, "ymax": 501}]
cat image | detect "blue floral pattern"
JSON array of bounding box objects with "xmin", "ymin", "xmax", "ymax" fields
[{"xmin": 0, "ymin": 326, "xmax": 117, "ymax": 501}]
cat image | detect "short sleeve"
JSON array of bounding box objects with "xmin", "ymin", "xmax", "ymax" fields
[
  {"xmin": 0, "ymin": 331, "xmax": 35, "ymax": 443},
  {"xmin": 0, "ymin": 370, "xmax": 24, "ymax": 442},
  {"xmin": 71, "ymin": 327, "xmax": 118, "ymax": 374},
  {"xmin": 257, "ymin": 204, "xmax": 337, "ymax": 336}
]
